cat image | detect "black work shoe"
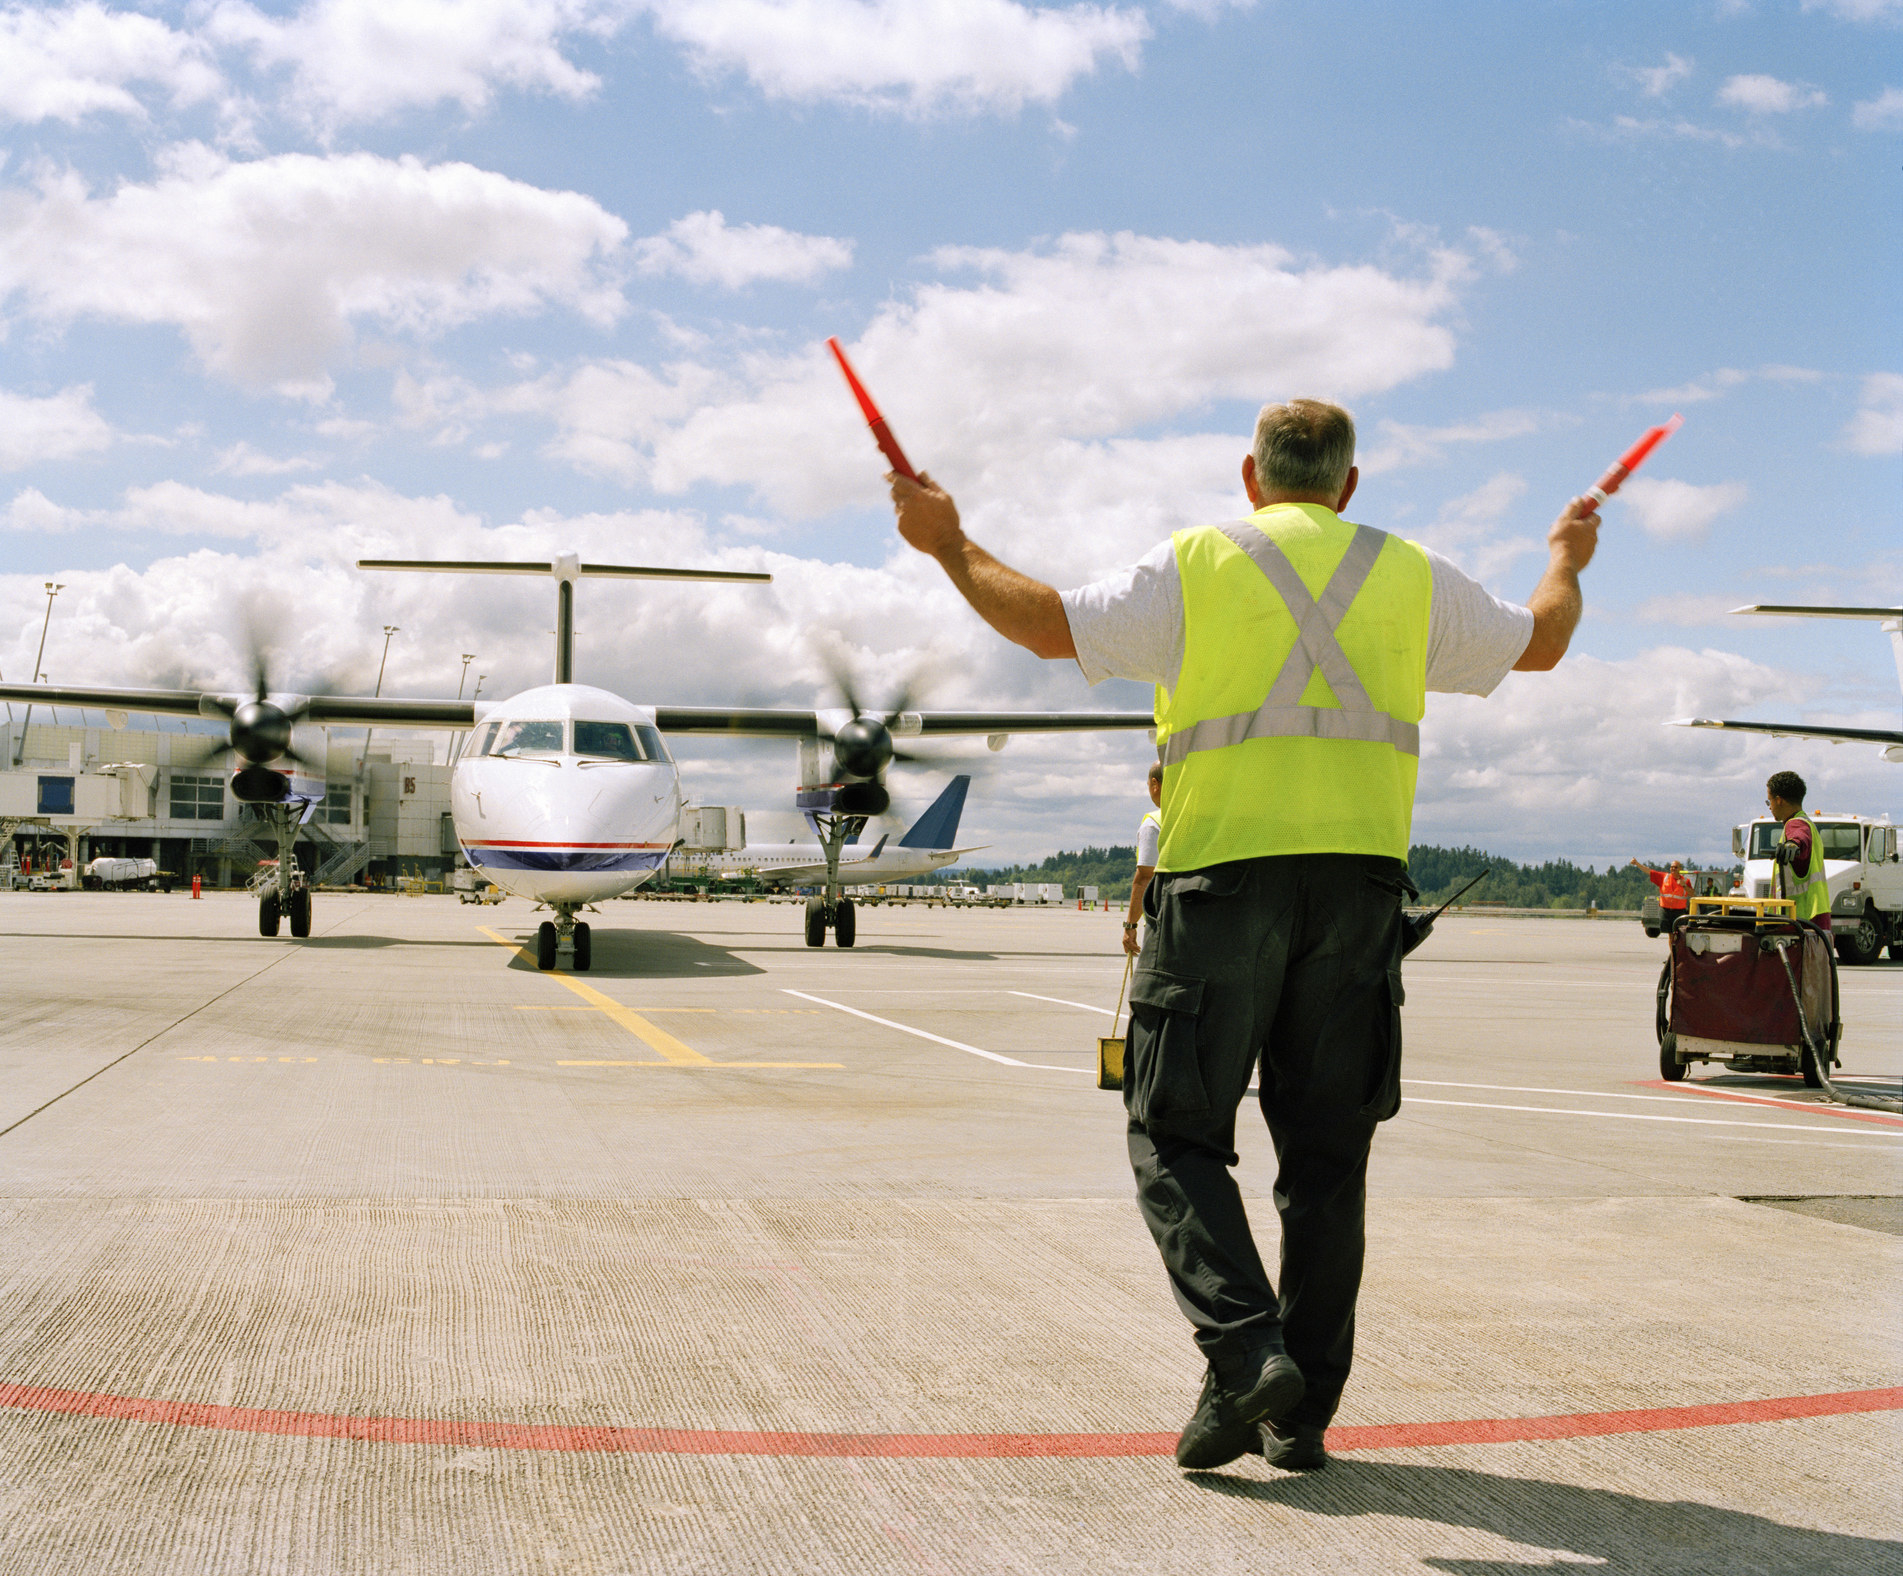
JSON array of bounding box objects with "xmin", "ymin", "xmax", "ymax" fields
[
  {"xmin": 1260, "ymin": 1420, "xmax": 1328, "ymax": 1471},
  {"xmin": 1174, "ymin": 1348, "xmax": 1305, "ymax": 1471}
]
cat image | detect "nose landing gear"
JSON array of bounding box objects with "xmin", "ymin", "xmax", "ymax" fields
[{"xmin": 536, "ymin": 906, "xmax": 594, "ymax": 971}]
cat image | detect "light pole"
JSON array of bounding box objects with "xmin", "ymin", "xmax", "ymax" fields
[
  {"xmin": 356, "ymin": 624, "xmax": 400, "ymax": 778},
  {"xmin": 14, "ymin": 582, "xmax": 63, "ymax": 765},
  {"xmin": 457, "ymin": 654, "xmax": 477, "ymax": 700},
  {"xmin": 471, "ymin": 674, "xmax": 486, "ymax": 703}
]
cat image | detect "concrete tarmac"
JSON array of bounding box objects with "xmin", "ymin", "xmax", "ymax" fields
[{"xmin": 0, "ymin": 891, "xmax": 1898, "ymax": 1574}]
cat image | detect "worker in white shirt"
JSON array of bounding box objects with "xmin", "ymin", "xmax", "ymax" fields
[{"xmin": 1124, "ymin": 761, "xmax": 1164, "ymax": 957}]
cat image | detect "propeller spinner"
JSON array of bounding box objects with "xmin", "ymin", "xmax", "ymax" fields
[{"xmin": 182, "ymin": 650, "xmax": 326, "ymax": 802}]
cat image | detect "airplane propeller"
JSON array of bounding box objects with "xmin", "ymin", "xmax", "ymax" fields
[
  {"xmin": 815, "ymin": 648, "xmax": 950, "ymax": 816},
  {"xmin": 171, "ymin": 644, "xmax": 329, "ymax": 798}
]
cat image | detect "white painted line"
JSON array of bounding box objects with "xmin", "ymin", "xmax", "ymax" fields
[
  {"xmin": 1404, "ymin": 1096, "xmax": 1903, "ymax": 1138},
  {"xmin": 784, "ymin": 991, "xmax": 1092, "ymax": 1073},
  {"xmin": 1408, "ymin": 1079, "xmax": 1710, "ymax": 1104},
  {"xmin": 1008, "ymin": 990, "xmax": 1116, "ymax": 1016}
]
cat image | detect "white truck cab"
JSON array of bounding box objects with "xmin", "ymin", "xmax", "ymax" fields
[{"xmin": 1732, "ymin": 813, "xmax": 1902, "ymax": 965}]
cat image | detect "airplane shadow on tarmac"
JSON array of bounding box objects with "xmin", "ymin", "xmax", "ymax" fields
[
  {"xmin": 494, "ymin": 928, "xmax": 765, "ymax": 979},
  {"xmin": 1197, "ymin": 1460, "xmax": 1901, "ymax": 1572}
]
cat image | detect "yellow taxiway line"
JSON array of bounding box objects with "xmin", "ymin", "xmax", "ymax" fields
[{"xmin": 480, "ymin": 928, "xmax": 840, "ymax": 1069}]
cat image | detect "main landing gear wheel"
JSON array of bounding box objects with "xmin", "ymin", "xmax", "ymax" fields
[
  {"xmin": 834, "ymin": 898, "xmax": 856, "ymax": 949},
  {"xmin": 572, "ymin": 921, "xmax": 592, "ymax": 972},
  {"xmin": 536, "ymin": 921, "xmax": 558, "ymax": 971},
  {"xmin": 259, "ymin": 891, "xmax": 281, "ymax": 937},
  {"xmin": 288, "ymin": 888, "xmax": 311, "ymax": 938},
  {"xmin": 805, "ymin": 897, "xmax": 826, "ymax": 948}
]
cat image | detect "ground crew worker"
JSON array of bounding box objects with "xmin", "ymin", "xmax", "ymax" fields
[
  {"xmin": 889, "ymin": 398, "xmax": 1599, "ymax": 1475},
  {"xmin": 1766, "ymin": 770, "xmax": 1831, "ymax": 930},
  {"xmin": 1630, "ymin": 858, "xmax": 1691, "ymax": 923},
  {"xmin": 1125, "ymin": 762, "xmax": 1163, "ymax": 957}
]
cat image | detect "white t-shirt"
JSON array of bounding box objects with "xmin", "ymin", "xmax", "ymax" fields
[
  {"xmin": 1060, "ymin": 526, "xmax": 1534, "ymax": 698},
  {"xmin": 1136, "ymin": 810, "xmax": 1161, "ymax": 869}
]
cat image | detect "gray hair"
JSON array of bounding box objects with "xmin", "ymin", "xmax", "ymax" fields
[{"xmin": 1252, "ymin": 399, "xmax": 1356, "ymax": 500}]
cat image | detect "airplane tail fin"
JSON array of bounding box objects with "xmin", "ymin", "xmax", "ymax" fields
[{"xmin": 898, "ymin": 775, "xmax": 971, "ymax": 849}]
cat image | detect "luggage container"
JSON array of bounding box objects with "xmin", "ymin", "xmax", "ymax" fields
[{"xmin": 1655, "ymin": 896, "xmax": 1840, "ymax": 1087}]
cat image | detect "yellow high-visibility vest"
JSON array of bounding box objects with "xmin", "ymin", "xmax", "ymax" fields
[
  {"xmin": 1783, "ymin": 809, "xmax": 1832, "ymax": 922},
  {"xmin": 1154, "ymin": 503, "xmax": 1432, "ymax": 871}
]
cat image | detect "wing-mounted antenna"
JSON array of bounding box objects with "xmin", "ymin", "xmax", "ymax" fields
[{"xmin": 357, "ymin": 555, "xmax": 773, "ymax": 686}]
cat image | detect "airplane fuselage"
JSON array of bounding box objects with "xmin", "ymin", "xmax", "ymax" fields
[{"xmin": 451, "ymin": 683, "xmax": 683, "ymax": 905}]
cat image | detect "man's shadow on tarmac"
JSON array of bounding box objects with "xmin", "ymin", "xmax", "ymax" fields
[{"xmin": 1196, "ymin": 1459, "xmax": 1901, "ymax": 1573}]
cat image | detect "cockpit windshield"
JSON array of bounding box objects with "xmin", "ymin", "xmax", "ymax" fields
[
  {"xmin": 574, "ymin": 722, "xmax": 645, "ymax": 760},
  {"xmin": 573, "ymin": 721, "xmax": 673, "ymax": 762},
  {"xmin": 492, "ymin": 720, "xmax": 564, "ymax": 756}
]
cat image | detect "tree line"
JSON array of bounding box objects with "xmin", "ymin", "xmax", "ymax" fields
[{"xmin": 937, "ymin": 843, "xmax": 1736, "ymax": 909}]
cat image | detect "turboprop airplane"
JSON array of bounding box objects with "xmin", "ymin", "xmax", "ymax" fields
[
  {"xmin": 1673, "ymin": 605, "xmax": 1903, "ymax": 762},
  {"xmin": 683, "ymin": 775, "xmax": 982, "ymax": 890},
  {"xmin": 0, "ymin": 556, "xmax": 1151, "ymax": 966}
]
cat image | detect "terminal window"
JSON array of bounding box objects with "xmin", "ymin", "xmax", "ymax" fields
[
  {"xmin": 315, "ymin": 785, "xmax": 351, "ymax": 825},
  {"xmin": 169, "ymin": 773, "xmax": 225, "ymax": 820}
]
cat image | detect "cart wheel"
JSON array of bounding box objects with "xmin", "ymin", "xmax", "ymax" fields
[
  {"xmin": 804, "ymin": 897, "xmax": 826, "ymax": 948},
  {"xmin": 1800, "ymin": 1037, "xmax": 1826, "ymax": 1089},
  {"xmin": 1659, "ymin": 1032, "xmax": 1685, "ymax": 1082},
  {"xmin": 1654, "ymin": 958, "xmax": 1671, "ymax": 1043}
]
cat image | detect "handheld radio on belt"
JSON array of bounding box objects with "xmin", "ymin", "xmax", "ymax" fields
[{"xmin": 1402, "ymin": 871, "xmax": 1489, "ymax": 956}]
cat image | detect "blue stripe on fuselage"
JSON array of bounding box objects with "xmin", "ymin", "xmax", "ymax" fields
[{"xmin": 466, "ymin": 847, "xmax": 667, "ymax": 874}]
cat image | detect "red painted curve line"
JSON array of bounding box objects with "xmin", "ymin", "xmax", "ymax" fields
[
  {"xmin": 3, "ymin": 1382, "xmax": 1898, "ymax": 1458},
  {"xmin": 1635, "ymin": 1080, "xmax": 1903, "ymax": 1128}
]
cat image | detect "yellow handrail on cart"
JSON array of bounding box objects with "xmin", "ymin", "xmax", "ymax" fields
[{"xmin": 1687, "ymin": 895, "xmax": 1795, "ymax": 921}]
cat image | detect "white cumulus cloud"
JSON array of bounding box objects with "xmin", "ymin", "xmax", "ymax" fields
[
  {"xmin": 504, "ymin": 229, "xmax": 1472, "ymax": 560},
  {"xmin": 1625, "ymin": 52, "xmax": 1692, "ymax": 97},
  {"xmin": 206, "ymin": 0, "xmax": 622, "ymax": 128},
  {"xmin": 633, "ymin": 210, "xmax": 854, "ymax": 288},
  {"xmin": 1716, "ymin": 73, "xmax": 1827, "ymax": 113},
  {"xmin": 1853, "ymin": 86, "xmax": 1903, "ymax": 129},
  {"xmin": 644, "ymin": 0, "xmax": 1151, "ymax": 115},
  {"xmin": 1842, "ymin": 371, "xmax": 1903, "ymax": 455},
  {"xmin": 0, "ymin": 2, "xmax": 221, "ymax": 125},
  {"xmin": 1800, "ymin": 0, "xmax": 1903, "ymax": 21},
  {"xmin": 1615, "ymin": 476, "xmax": 1749, "ymax": 542},
  {"xmin": 1358, "ymin": 408, "xmax": 1547, "ymax": 473},
  {"xmin": 0, "ymin": 385, "xmax": 116, "ymax": 470},
  {"xmin": 0, "ymin": 145, "xmax": 628, "ymax": 389}
]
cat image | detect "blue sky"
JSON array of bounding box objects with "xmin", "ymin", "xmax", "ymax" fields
[{"xmin": 0, "ymin": 0, "xmax": 1898, "ymax": 863}]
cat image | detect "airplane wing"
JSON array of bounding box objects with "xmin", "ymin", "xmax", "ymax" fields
[
  {"xmin": 652, "ymin": 707, "xmax": 1153, "ymax": 737},
  {"xmin": 1671, "ymin": 717, "xmax": 1903, "ymax": 747},
  {"xmin": 1730, "ymin": 605, "xmax": 1903, "ymax": 620},
  {"xmin": 0, "ymin": 682, "xmax": 475, "ymax": 730}
]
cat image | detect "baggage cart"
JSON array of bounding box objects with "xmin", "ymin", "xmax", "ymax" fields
[{"xmin": 1655, "ymin": 896, "xmax": 1840, "ymax": 1086}]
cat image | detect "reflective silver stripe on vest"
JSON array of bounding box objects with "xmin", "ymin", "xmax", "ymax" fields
[{"xmin": 1160, "ymin": 520, "xmax": 1421, "ymax": 766}]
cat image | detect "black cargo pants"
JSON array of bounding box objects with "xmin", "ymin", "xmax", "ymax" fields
[{"xmin": 1124, "ymin": 853, "xmax": 1407, "ymax": 1430}]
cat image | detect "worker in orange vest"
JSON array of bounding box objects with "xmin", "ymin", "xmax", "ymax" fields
[{"xmin": 1630, "ymin": 858, "xmax": 1691, "ymax": 921}]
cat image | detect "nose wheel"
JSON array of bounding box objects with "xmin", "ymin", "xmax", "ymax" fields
[
  {"xmin": 536, "ymin": 911, "xmax": 593, "ymax": 971},
  {"xmin": 803, "ymin": 896, "xmax": 856, "ymax": 948}
]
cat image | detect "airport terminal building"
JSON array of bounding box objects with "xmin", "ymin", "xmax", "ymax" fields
[{"xmin": 0, "ymin": 718, "xmax": 457, "ymax": 888}]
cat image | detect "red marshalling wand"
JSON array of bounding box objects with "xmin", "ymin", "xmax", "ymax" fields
[
  {"xmin": 826, "ymin": 336, "xmax": 919, "ymax": 482},
  {"xmin": 1587, "ymin": 413, "xmax": 1683, "ymax": 505}
]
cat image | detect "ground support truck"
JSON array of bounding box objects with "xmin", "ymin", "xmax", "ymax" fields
[{"xmin": 1732, "ymin": 814, "xmax": 1901, "ymax": 965}]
